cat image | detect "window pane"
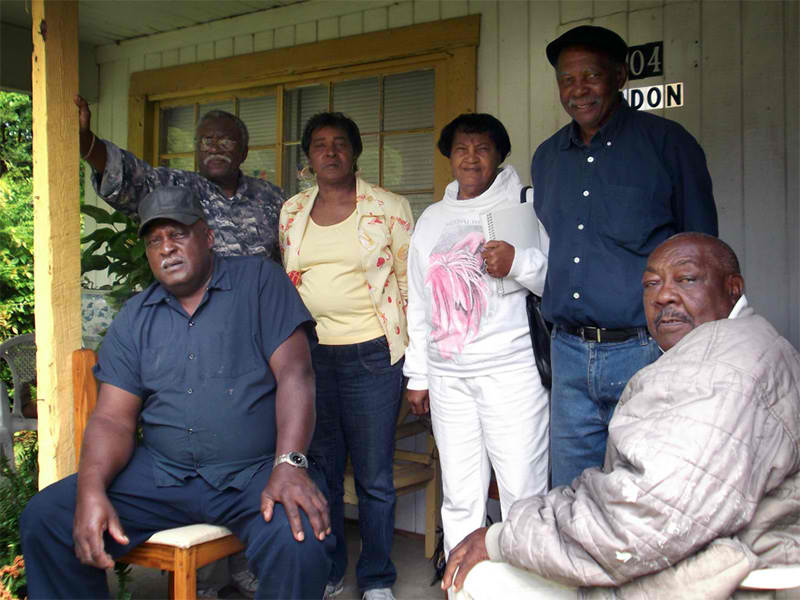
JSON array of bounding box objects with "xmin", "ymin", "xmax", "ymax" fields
[
  {"xmin": 241, "ymin": 148, "xmax": 277, "ymax": 183},
  {"xmin": 239, "ymin": 96, "xmax": 277, "ymax": 146},
  {"xmin": 383, "ymin": 133, "xmax": 433, "ymax": 192},
  {"xmin": 384, "ymin": 70, "xmax": 434, "ymax": 131},
  {"xmin": 283, "ymin": 144, "xmax": 316, "ymax": 198},
  {"xmin": 358, "ymin": 134, "xmax": 379, "ymax": 184},
  {"xmin": 161, "ymin": 156, "xmax": 194, "ymax": 171},
  {"xmin": 284, "ymin": 85, "xmax": 328, "ymax": 142},
  {"xmin": 162, "ymin": 106, "xmax": 194, "ymax": 154},
  {"xmin": 333, "ymin": 77, "xmax": 379, "ymax": 133},
  {"xmin": 198, "ymin": 100, "xmax": 234, "ymax": 120},
  {"xmin": 405, "ymin": 192, "xmax": 434, "ymax": 222}
]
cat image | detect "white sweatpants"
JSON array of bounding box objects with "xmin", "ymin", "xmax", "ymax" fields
[
  {"xmin": 429, "ymin": 368, "xmax": 549, "ymax": 556},
  {"xmin": 452, "ymin": 561, "xmax": 577, "ymax": 600}
]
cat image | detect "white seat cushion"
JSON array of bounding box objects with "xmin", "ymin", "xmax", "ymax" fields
[{"xmin": 144, "ymin": 524, "xmax": 235, "ymax": 549}]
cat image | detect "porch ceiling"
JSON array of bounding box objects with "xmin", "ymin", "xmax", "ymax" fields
[{"xmin": 0, "ymin": 0, "xmax": 307, "ymax": 46}]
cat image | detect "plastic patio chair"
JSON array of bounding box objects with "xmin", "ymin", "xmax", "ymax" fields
[{"xmin": 0, "ymin": 333, "xmax": 37, "ymax": 470}]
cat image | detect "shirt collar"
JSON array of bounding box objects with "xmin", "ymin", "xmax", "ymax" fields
[
  {"xmin": 206, "ymin": 170, "xmax": 247, "ymax": 199},
  {"xmin": 658, "ymin": 293, "xmax": 751, "ymax": 352},
  {"xmin": 728, "ymin": 294, "xmax": 749, "ymax": 319},
  {"xmin": 142, "ymin": 252, "xmax": 228, "ymax": 306},
  {"xmin": 560, "ymin": 94, "xmax": 631, "ymax": 150}
]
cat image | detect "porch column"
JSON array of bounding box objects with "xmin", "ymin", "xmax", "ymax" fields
[{"xmin": 31, "ymin": 0, "xmax": 81, "ymax": 486}]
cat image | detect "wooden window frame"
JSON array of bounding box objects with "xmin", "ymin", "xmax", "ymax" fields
[{"xmin": 127, "ymin": 15, "xmax": 479, "ymax": 201}]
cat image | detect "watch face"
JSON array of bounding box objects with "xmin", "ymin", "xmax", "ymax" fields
[{"xmin": 288, "ymin": 452, "xmax": 308, "ymax": 467}]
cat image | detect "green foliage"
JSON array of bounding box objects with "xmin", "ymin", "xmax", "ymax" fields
[
  {"xmin": 113, "ymin": 561, "xmax": 134, "ymax": 600},
  {"xmin": 0, "ymin": 432, "xmax": 38, "ymax": 598},
  {"xmin": 0, "ymin": 93, "xmax": 32, "ymax": 184},
  {"xmin": 0, "ymin": 92, "xmax": 35, "ymax": 340},
  {"xmin": 80, "ymin": 204, "xmax": 153, "ymax": 309}
]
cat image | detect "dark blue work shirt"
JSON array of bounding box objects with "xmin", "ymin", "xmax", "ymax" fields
[
  {"xmin": 94, "ymin": 255, "xmax": 315, "ymax": 490},
  {"xmin": 532, "ymin": 98, "xmax": 717, "ymax": 329}
]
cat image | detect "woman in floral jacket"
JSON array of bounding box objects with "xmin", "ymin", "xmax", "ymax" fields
[{"xmin": 278, "ymin": 112, "xmax": 413, "ymax": 600}]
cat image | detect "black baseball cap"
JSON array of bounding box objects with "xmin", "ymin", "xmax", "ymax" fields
[
  {"xmin": 546, "ymin": 25, "xmax": 628, "ymax": 67},
  {"xmin": 137, "ymin": 186, "xmax": 205, "ymax": 237}
]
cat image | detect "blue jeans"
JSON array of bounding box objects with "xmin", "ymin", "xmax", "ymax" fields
[
  {"xmin": 21, "ymin": 447, "xmax": 333, "ymax": 599},
  {"xmin": 549, "ymin": 327, "xmax": 660, "ymax": 488},
  {"xmin": 308, "ymin": 337, "xmax": 402, "ymax": 592}
]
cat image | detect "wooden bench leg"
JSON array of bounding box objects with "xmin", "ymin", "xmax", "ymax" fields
[{"xmin": 172, "ymin": 546, "xmax": 198, "ymax": 599}]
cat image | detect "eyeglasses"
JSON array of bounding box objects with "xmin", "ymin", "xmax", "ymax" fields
[{"xmin": 197, "ymin": 136, "xmax": 238, "ymax": 152}]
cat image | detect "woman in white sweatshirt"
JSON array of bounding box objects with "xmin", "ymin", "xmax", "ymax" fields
[{"xmin": 404, "ymin": 114, "xmax": 550, "ymax": 558}]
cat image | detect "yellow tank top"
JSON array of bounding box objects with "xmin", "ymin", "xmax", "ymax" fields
[{"xmin": 296, "ymin": 210, "xmax": 385, "ymax": 344}]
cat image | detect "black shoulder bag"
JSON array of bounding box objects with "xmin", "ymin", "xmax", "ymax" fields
[{"xmin": 520, "ymin": 186, "xmax": 552, "ymax": 389}]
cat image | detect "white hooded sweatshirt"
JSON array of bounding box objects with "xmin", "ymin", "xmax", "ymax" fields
[{"xmin": 404, "ymin": 165, "xmax": 549, "ymax": 389}]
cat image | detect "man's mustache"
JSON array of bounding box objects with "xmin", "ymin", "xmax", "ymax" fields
[
  {"xmin": 568, "ymin": 98, "xmax": 599, "ymax": 108},
  {"xmin": 204, "ymin": 154, "xmax": 232, "ymax": 166},
  {"xmin": 655, "ymin": 308, "xmax": 693, "ymax": 329}
]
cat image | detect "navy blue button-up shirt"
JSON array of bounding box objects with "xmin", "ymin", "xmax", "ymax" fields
[
  {"xmin": 94, "ymin": 255, "xmax": 314, "ymax": 490},
  {"xmin": 532, "ymin": 98, "xmax": 717, "ymax": 329}
]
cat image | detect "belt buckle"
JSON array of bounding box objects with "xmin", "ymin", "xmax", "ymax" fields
[{"xmin": 578, "ymin": 326, "xmax": 602, "ymax": 343}]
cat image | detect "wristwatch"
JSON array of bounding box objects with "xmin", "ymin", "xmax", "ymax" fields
[{"xmin": 274, "ymin": 451, "xmax": 308, "ymax": 469}]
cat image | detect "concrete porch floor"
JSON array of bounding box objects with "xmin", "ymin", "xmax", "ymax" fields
[{"xmin": 108, "ymin": 520, "xmax": 444, "ymax": 599}]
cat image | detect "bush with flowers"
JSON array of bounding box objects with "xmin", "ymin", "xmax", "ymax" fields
[{"xmin": 0, "ymin": 431, "xmax": 38, "ymax": 600}]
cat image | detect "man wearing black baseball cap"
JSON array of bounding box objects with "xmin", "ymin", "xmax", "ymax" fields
[
  {"xmin": 530, "ymin": 25, "xmax": 719, "ymax": 488},
  {"xmin": 22, "ymin": 186, "xmax": 334, "ymax": 599}
]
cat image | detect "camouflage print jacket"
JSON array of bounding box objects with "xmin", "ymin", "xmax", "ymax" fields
[{"xmin": 91, "ymin": 139, "xmax": 284, "ymax": 262}]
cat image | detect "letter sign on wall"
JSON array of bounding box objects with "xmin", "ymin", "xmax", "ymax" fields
[
  {"xmin": 622, "ymin": 83, "xmax": 684, "ymax": 111},
  {"xmin": 627, "ymin": 42, "xmax": 663, "ymax": 81}
]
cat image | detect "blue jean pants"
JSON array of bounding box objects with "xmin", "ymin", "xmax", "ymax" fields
[
  {"xmin": 549, "ymin": 326, "xmax": 660, "ymax": 488},
  {"xmin": 21, "ymin": 447, "xmax": 333, "ymax": 599},
  {"xmin": 308, "ymin": 337, "xmax": 402, "ymax": 592}
]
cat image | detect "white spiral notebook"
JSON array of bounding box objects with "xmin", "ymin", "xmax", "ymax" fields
[{"xmin": 480, "ymin": 198, "xmax": 541, "ymax": 295}]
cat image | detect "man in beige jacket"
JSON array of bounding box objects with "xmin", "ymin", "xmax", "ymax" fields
[{"xmin": 444, "ymin": 233, "xmax": 800, "ymax": 599}]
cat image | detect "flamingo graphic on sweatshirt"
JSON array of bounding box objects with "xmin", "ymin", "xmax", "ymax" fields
[{"xmin": 426, "ymin": 231, "xmax": 489, "ymax": 359}]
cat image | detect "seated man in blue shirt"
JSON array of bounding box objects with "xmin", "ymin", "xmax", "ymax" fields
[
  {"xmin": 21, "ymin": 187, "xmax": 333, "ymax": 599},
  {"xmin": 531, "ymin": 25, "xmax": 718, "ymax": 487}
]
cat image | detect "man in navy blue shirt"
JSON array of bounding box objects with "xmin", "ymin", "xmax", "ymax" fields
[
  {"xmin": 531, "ymin": 26, "xmax": 718, "ymax": 487},
  {"xmin": 21, "ymin": 187, "xmax": 332, "ymax": 599}
]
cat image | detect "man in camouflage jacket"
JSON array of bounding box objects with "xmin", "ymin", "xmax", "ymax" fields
[{"xmin": 75, "ymin": 95, "xmax": 283, "ymax": 263}]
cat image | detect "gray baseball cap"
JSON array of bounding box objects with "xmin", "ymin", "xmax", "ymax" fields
[{"xmin": 137, "ymin": 186, "xmax": 205, "ymax": 236}]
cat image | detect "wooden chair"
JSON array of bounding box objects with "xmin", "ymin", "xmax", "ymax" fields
[
  {"xmin": 72, "ymin": 348, "xmax": 244, "ymax": 600},
  {"xmin": 342, "ymin": 399, "xmax": 441, "ymax": 557}
]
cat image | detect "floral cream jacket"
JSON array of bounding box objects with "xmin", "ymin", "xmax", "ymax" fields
[{"xmin": 279, "ymin": 177, "xmax": 414, "ymax": 365}]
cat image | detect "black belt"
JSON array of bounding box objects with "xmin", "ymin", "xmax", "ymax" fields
[{"xmin": 561, "ymin": 325, "xmax": 645, "ymax": 343}]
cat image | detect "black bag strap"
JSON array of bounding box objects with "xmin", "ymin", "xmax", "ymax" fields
[{"xmin": 520, "ymin": 185, "xmax": 532, "ymax": 204}]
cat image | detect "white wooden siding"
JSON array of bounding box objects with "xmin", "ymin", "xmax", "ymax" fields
[{"xmin": 84, "ymin": 0, "xmax": 800, "ymax": 534}]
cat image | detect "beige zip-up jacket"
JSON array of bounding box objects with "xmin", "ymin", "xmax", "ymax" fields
[{"xmin": 487, "ymin": 306, "xmax": 800, "ymax": 597}]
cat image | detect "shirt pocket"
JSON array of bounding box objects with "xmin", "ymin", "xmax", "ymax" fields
[
  {"xmin": 206, "ymin": 330, "xmax": 260, "ymax": 379},
  {"xmin": 596, "ymin": 185, "xmax": 672, "ymax": 252},
  {"xmin": 141, "ymin": 341, "xmax": 179, "ymax": 390}
]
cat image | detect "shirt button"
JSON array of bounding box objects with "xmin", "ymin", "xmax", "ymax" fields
[
  {"xmin": 606, "ymin": 141, "xmax": 612, "ymax": 147},
  {"xmin": 187, "ymin": 388, "xmax": 193, "ymax": 394},
  {"xmin": 583, "ymin": 190, "xmax": 590, "ymax": 197},
  {"xmin": 587, "ymin": 156, "xmax": 594, "ymax": 163},
  {"xmin": 573, "ymin": 292, "xmax": 581, "ymax": 300},
  {"xmin": 573, "ymin": 256, "xmax": 581, "ymax": 263},
  {"xmin": 578, "ymin": 224, "xmax": 585, "ymax": 230},
  {"xmin": 188, "ymin": 353, "xmax": 195, "ymax": 360},
  {"xmin": 189, "ymin": 321, "xmax": 195, "ymax": 327}
]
